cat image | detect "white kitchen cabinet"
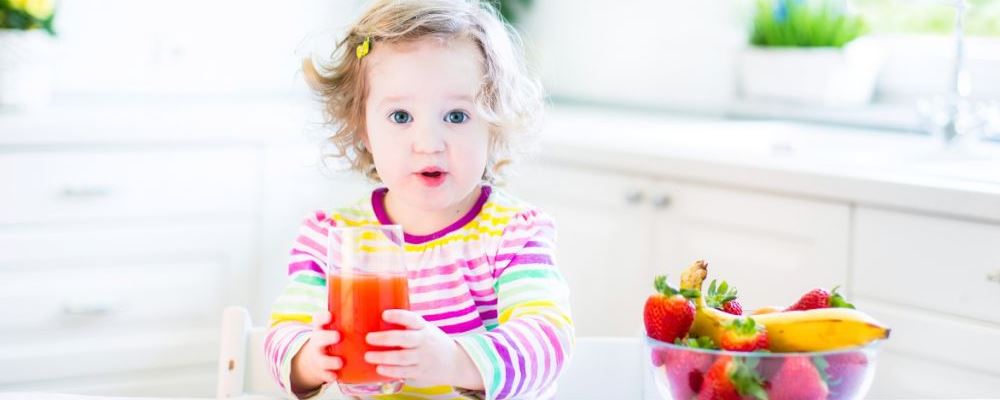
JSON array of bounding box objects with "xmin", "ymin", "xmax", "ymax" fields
[
  {"xmin": 853, "ymin": 207, "xmax": 1000, "ymax": 397},
  {"xmin": 0, "ymin": 148, "xmax": 257, "ymax": 397},
  {"xmin": 853, "ymin": 207, "xmax": 1000, "ymax": 324},
  {"xmin": 0, "ymin": 149, "xmax": 257, "ymax": 224},
  {"xmin": 869, "ymin": 350, "xmax": 1000, "ymax": 399},
  {"xmin": 513, "ymin": 159, "xmax": 1000, "ymax": 399},
  {"xmin": 857, "ymin": 299, "xmax": 1000, "ymax": 398},
  {"xmin": 510, "ymin": 161, "xmax": 851, "ymax": 335},
  {"xmin": 0, "ymin": 221, "xmax": 253, "ymax": 395},
  {"xmin": 3, "ymin": 365, "xmax": 218, "ymax": 397},
  {"xmin": 509, "ymin": 162, "xmax": 656, "ymax": 337},
  {"xmin": 652, "ymin": 181, "xmax": 850, "ymax": 310}
]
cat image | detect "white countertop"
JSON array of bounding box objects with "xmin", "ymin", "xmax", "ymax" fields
[
  {"xmin": 538, "ymin": 105, "xmax": 1000, "ymax": 223},
  {"xmin": 0, "ymin": 95, "xmax": 321, "ymax": 147},
  {"xmin": 2, "ymin": 97, "xmax": 998, "ymax": 223}
]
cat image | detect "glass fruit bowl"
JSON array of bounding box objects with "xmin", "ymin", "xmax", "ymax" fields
[{"xmin": 645, "ymin": 336, "xmax": 880, "ymax": 400}]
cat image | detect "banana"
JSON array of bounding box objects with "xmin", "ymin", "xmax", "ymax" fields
[
  {"xmin": 750, "ymin": 306, "xmax": 782, "ymax": 315},
  {"xmin": 679, "ymin": 260, "xmax": 891, "ymax": 352}
]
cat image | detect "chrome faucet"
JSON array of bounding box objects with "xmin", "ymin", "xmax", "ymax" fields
[{"xmin": 917, "ymin": 0, "xmax": 994, "ymax": 146}]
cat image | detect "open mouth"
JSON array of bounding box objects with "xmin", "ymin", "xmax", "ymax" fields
[{"xmin": 417, "ymin": 168, "xmax": 447, "ymax": 187}]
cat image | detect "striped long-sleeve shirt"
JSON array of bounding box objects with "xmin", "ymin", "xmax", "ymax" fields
[{"xmin": 265, "ymin": 185, "xmax": 574, "ymax": 400}]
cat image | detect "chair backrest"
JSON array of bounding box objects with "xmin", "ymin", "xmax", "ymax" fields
[{"xmin": 217, "ymin": 306, "xmax": 285, "ymax": 398}]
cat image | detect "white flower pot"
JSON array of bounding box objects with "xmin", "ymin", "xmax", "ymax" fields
[
  {"xmin": 0, "ymin": 30, "xmax": 54, "ymax": 109},
  {"xmin": 738, "ymin": 38, "xmax": 884, "ymax": 107}
]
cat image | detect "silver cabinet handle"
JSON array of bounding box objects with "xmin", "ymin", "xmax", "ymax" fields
[
  {"xmin": 652, "ymin": 195, "xmax": 672, "ymax": 209},
  {"xmin": 988, "ymin": 271, "xmax": 1000, "ymax": 284},
  {"xmin": 58, "ymin": 186, "xmax": 112, "ymax": 200},
  {"xmin": 625, "ymin": 191, "xmax": 644, "ymax": 205}
]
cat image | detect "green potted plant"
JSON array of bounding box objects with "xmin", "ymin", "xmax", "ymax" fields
[
  {"xmin": 739, "ymin": 0, "xmax": 883, "ymax": 106},
  {"xmin": 0, "ymin": 0, "xmax": 56, "ymax": 108},
  {"xmin": 488, "ymin": 0, "xmax": 533, "ymax": 26}
]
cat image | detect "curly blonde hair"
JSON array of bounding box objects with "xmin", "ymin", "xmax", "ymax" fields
[{"xmin": 303, "ymin": 0, "xmax": 544, "ymax": 184}]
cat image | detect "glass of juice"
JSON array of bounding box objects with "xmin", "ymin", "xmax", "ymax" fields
[{"xmin": 325, "ymin": 225, "xmax": 409, "ymax": 395}]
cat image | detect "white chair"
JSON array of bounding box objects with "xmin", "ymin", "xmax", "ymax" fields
[
  {"xmin": 218, "ymin": 306, "xmax": 355, "ymax": 399},
  {"xmin": 216, "ymin": 306, "xmax": 287, "ymax": 399},
  {"xmin": 216, "ymin": 306, "xmax": 646, "ymax": 399}
]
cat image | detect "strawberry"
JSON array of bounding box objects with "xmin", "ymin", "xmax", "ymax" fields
[
  {"xmin": 820, "ymin": 353, "xmax": 870, "ymax": 400},
  {"xmin": 698, "ymin": 356, "xmax": 767, "ymax": 400},
  {"xmin": 785, "ymin": 286, "xmax": 855, "ymax": 311},
  {"xmin": 706, "ymin": 279, "xmax": 743, "ymax": 315},
  {"xmin": 767, "ymin": 356, "xmax": 829, "ymax": 400},
  {"xmin": 662, "ymin": 336, "xmax": 717, "ymax": 399},
  {"xmin": 719, "ymin": 317, "xmax": 769, "ymax": 352},
  {"xmin": 644, "ymin": 275, "xmax": 699, "ymax": 344}
]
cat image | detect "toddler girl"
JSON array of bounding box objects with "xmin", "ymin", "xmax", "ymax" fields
[{"xmin": 265, "ymin": 1, "xmax": 573, "ymax": 399}]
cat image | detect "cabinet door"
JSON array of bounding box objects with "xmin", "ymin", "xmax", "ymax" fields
[
  {"xmin": 0, "ymin": 148, "xmax": 257, "ymax": 225},
  {"xmin": 853, "ymin": 207, "xmax": 1000, "ymax": 324},
  {"xmin": 651, "ymin": 182, "xmax": 850, "ymax": 310},
  {"xmin": 0, "ymin": 221, "xmax": 253, "ymax": 396},
  {"xmin": 857, "ymin": 298, "xmax": 1000, "ymax": 398},
  {"xmin": 508, "ymin": 162, "xmax": 654, "ymax": 337}
]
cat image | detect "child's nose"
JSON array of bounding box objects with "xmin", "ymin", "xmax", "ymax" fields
[{"xmin": 411, "ymin": 124, "xmax": 446, "ymax": 154}]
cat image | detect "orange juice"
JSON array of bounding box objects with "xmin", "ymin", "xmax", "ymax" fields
[{"xmin": 326, "ymin": 272, "xmax": 410, "ymax": 384}]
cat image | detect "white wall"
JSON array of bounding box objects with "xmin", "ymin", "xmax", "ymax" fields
[
  {"xmin": 520, "ymin": 0, "xmax": 747, "ymax": 116},
  {"xmin": 517, "ymin": 0, "xmax": 1000, "ymax": 119},
  {"xmin": 48, "ymin": 0, "xmax": 363, "ymax": 97}
]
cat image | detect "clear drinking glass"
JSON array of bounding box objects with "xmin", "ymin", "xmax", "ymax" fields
[{"xmin": 325, "ymin": 225, "xmax": 409, "ymax": 395}]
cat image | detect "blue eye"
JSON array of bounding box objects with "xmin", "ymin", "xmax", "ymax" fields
[
  {"xmin": 389, "ymin": 110, "xmax": 412, "ymax": 124},
  {"xmin": 445, "ymin": 110, "xmax": 469, "ymax": 124}
]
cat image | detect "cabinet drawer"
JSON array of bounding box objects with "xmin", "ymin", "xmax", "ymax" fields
[
  {"xmin": 853, "ymin": 208, "xmax": 1000, "ymax": 323},
  {"xmin": 0, "ymin": 222, "xmax": 252, "ymax": 384},
  {"xmin": 1, "ymin": 364, "xmax": 217, "ymax": 397},
  {"xmin": 0, "ymin": 328, "xmax": 219, "ymax": 385},
  {"xmin": 0, "ymin": 148, "xmax": 257, "ymax": 224},
  {"xmin": 870, "ymin": 350, "xmax": 1000, "ymax": 399},
  {"xmin": 856, "ymin": 298, "xmax": 1000, "ymax": 376},
  {"xmin": 653, "ymin": 181, "xmax": 850, "ymax": 310},
  {"xmin": 0, "ymin": 222, "xmax": 252, "ymax": 333},
  {"xmin": 0, "ymin": 260, "xmax": 225, "ymax": 333}
]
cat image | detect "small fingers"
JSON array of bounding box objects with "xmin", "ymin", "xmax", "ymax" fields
[
  {"xmin": 382, "ymin": 309, "xmax": 427, "ymax": 330},
  {"xmin": 366, "ymin": 330, "xmax": 423, "ymax": 348},
  {"xmin": 319, "ymin": 356, "xmax": 344, "ymax": 371},
  {"xmin": 311, "ymin": 310, "xmax": 332, "ymax": 328},
  {"xmin": 318, "ymin": 369, "xmax": 338, "ymax": 383},
  {"xmin": 364, "ymin": 350, "xmax": 418, "ymax": 366},
  {"xmin": 309, "ymin": 330, "xmax": 341, "ymax": 347}
]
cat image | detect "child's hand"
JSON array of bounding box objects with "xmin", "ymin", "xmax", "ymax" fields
[
  {"xmin": 365, "ymin": 309, "xmax": 484, "ymax": 390},
  {"xmin": 290, "ymin": 310, "xmax": 343, "ymax": 395}
]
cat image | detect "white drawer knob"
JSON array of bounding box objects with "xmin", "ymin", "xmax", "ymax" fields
[
  {"xmin": 58, "ymin": 186, "xmax": 112, "ymax": 200},
  {"xmin": 62, "ymin": 299, "xmax": 120, "ymax": 317},
  {"xmin": 988, "ymin": 271, "xmax": 1000, "ymax": 284},
  {"xmin": 625, "ymin": 191, "xmax": 644, "ymax": 205},
  {"xmin": 652, "ymin": 195, "xmax": 672, "ymax": 209}
]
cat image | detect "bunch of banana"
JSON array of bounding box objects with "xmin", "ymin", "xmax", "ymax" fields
[{"xmin": 679, "ymin": 260, "xmax": 891, "ymax": 352}]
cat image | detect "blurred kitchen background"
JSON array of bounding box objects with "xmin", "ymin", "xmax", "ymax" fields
[{"xmin": 1, "ymin": 0, "xmax": 999, "ymax": 398}]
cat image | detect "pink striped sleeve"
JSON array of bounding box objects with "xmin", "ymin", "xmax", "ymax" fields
[
  {"xmin": 454, "ymin": 209, "xmax": 575, "ymax": 400},
  {"xmin": 264, "ymin": 211, "xmax": 334, "ymax": 399}
]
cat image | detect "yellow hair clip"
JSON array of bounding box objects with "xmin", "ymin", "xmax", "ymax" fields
[{"xmin": 356, "ymin": 36, "xmax": 371, "ymax": 60}]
